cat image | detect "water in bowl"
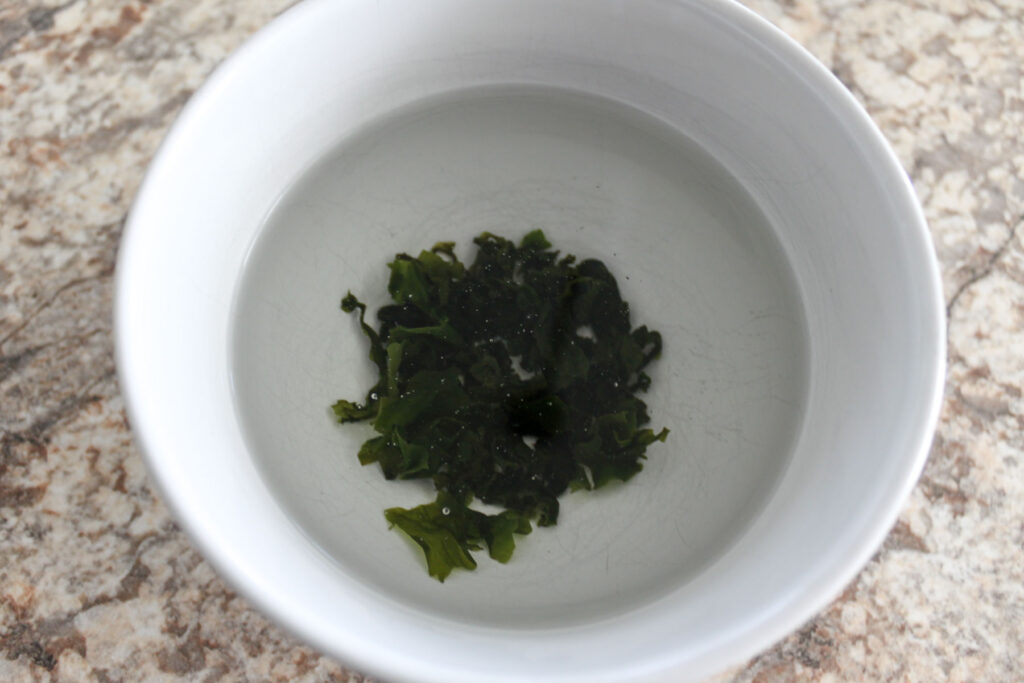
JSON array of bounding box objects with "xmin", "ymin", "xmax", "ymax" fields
[{"xmin": 231, "ymin": 87, "xmax": 809, "ymax": 628}]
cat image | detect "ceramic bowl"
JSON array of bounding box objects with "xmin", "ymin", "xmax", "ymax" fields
[{"xmin": 115, "ymin": 0, "xmax": 945, "ymax": 680}]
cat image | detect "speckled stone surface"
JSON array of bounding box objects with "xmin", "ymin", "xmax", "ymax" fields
[{"xmin": 0, "ymin": 0, "xmax": 1020, "ymax": 680}]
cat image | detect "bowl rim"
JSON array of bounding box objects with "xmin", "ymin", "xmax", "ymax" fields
[{"xmin": 115, "ymin": 0, "xmax": 946, "ymax": 680}]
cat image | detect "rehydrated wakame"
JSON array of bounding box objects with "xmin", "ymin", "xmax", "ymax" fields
[{"xmin": 334, "ymin": 231, "xmax": 667, "ymax": 581}]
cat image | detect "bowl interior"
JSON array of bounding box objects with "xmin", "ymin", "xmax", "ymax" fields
[
  {"xmin": 231, "ymin": 86, "xmax": 809, "ymax": 627},
  {"xmin": 117, "ymin": 0, "xmax": 943, "ymax": 680}
]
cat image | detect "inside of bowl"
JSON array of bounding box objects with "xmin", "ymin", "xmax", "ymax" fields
[
  {"xmin": 232, "ymin": 86, "xmax": 810, "ymax": 627},
  {"xmin": 118, "ymin": 0, "xmax": 942, "ymax": 679}
]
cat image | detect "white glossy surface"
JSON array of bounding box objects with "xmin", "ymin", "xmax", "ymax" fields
[{"xmin": 115, "ymin": 0, "xmax": 945, "ymax": 681}]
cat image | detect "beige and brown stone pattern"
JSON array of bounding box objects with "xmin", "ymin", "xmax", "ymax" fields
[{"xmin": 0, "ymin": 0, "xmax": 1019, "ymax": 680}]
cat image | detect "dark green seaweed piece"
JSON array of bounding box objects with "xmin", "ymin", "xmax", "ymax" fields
[{"xmin": 335, "ymin": 230, "xmax": 668, "ymax": 580}]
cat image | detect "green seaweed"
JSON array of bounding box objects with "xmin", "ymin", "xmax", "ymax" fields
[{"xmin": 334, "ymin": 230, "xmax": 667, "ymax": 581}]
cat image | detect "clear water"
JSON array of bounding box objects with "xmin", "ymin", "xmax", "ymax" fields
[{"xmin": 231, "ymin": 88, "xmax": 809, "ymax": 627}]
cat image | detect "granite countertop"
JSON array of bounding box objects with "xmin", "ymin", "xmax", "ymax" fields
[{"xmin": 1, "ymin": 0, "xmax": 1021, "ymax": 680}]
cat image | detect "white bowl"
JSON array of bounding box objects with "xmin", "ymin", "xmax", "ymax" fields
[{"xmin": 115, "ymin": 0, "xmax": 945, "ymax": 680}]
